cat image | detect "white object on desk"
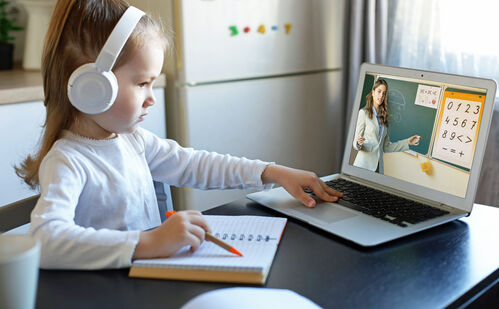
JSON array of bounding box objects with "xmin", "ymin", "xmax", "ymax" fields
[
  {"xmin": 0, "ymin": 234, "xmax": 40, "ymax": 309},
  {"xmin": 181, "ymin": 287, "xmax": 321, "ymax": 309}
]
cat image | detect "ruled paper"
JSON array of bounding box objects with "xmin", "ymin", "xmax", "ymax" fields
[{"xmin": 133, "ymin": 215, "xmax": 287, "ymax": 272}]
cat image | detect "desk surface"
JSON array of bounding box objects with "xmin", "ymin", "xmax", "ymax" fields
[{"xmin": 36, "ymin": 200, "xmax": 499, "ymax": 308}]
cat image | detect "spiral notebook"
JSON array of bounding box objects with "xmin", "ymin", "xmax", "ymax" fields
[{"xmin": 129, "ymin": 215, "xmax": 287, "ymax": 284}]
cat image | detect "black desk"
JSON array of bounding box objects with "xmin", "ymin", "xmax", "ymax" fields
[{"xmin": 36, "ymin": 200, "xmax": 499, "ymax": 308}]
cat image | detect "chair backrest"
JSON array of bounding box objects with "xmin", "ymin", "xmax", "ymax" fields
[
  {"xmin": 0, "ymin": 181, "xmax": 173, "ymax": 233},
  {"xmin": 153, "ymin": 181, "xmax": 174, "ymax": 222},
  {"xmin": 0, "ymin": 195, "xmax": 38, "ymax": 233}
]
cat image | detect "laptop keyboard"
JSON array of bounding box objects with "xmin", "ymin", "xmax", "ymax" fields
[{"xmin": 306, "ymin": 178, "xmax": 449, "ymax": 227}]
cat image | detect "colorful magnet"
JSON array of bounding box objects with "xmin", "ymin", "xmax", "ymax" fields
[
  {"xmin": 284, "ymin": 23, "xmax": 292, "ymax": 34},
  {"xmin": 271, "ymin": 25, "xmax": 278, "ymax": 31},
  {"xmin": 229, "ymin": 26, "xmax": 238, "ymax": 36},
  {"xmin": 257, "ymin": 25, "xmax": 266, "ymax": 34},
  {"xmin": 419, "ymin": 160, "xmax": 433, "ymax": 175},
  {"xmin": 244, "ymin": 26, "xmax": 250, "ymax": 33}
]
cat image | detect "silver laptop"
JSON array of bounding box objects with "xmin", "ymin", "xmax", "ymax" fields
[{"xmin": 247, "ymin": 63, "xmax": 496, "ymax": 246}]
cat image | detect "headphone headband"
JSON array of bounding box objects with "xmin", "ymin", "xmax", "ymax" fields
[
  {"xmin": 95, "ymin": 6, "xmax": 145, "ymax": 72},
  {"xmin": 67, "ymin": 6, "xmax": 146, "ymax": 114}
]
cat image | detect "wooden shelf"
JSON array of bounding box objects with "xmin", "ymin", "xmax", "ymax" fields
[{"xmin": 0, "ymin": 69, "xmax": 44, "ymax": 105}]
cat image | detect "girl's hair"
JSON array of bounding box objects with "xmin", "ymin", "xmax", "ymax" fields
[
  {"xmin": 16, "ymin": 0, "xmax": 171, "ymax": 188},
  {"xmin": 364, "ymin": 79, "xmax": 389, "ymax": 127}
]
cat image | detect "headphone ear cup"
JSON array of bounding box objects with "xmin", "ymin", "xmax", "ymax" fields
[{"xmin": 67, "ymin": 63, "xmax": 118, "ymax": 114}]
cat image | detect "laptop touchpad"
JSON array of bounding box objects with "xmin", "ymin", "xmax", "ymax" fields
[{"xmin": 291, "ymin": 203, "xmax": 357, "ymax": 224}]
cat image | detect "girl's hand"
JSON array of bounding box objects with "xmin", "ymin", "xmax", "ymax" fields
[
  {"xmin": 133, "ymin": 210, "xmax": 211, "ymax": 260},
  {"xmin": 408, "ymin": 135, "xmax": 420, "ymax": 146},
  {"xmin": 357, "ymin": 136, "xmax": 366, "ymax": 146},
  {"xmin": 261, "ymin": 164, "xmax": 343, "ymax": 208}
]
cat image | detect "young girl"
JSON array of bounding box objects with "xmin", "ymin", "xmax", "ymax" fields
[
  {"xmin": 353, "ymin": 79, "xmax": 420, "ymax": 173},
  {"xmin": 17, "ymin": 0, "xmax": 341, "ymax": 270}
]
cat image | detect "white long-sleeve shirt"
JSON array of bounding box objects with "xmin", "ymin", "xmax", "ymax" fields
[{"xmin": 29, "ymin": 127, "xmax": 272, "ymax": 270}]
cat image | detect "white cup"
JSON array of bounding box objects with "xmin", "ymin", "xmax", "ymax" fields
[{"xmin": 0, "ymin": 234, "xmax": 40, "ymax": 309}]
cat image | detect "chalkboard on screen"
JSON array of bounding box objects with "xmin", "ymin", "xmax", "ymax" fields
[{"xmin": 382, "ymin": 78, "xmax": 438, "ymax": 155}]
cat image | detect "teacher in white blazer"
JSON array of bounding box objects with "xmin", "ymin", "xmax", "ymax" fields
[{"xmin": 353, "ymin": 79, "xmax": 420, "ymax": 174}]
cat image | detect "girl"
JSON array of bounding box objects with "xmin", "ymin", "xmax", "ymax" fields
[
  {"xmin": 353, "ymin": 79, "xmax": 420, "ymax": 173},
  {"xmin": 16, "ymin": 0, "xmax": 341, "ymax": 269}
]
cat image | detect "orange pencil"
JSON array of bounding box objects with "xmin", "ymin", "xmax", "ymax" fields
[{"xmin": 165, "ymin": 211, "xmax": 243, "ymax": 257}]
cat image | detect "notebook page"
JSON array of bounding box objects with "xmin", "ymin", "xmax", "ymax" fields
[{"xmin": 133, "ymin": 215, "xmax": 287, "ymax": 272}]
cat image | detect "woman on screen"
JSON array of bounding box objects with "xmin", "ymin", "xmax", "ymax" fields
[{"xmin": 353, "ymin": 79, "xmax": 420, "ymax": 173}]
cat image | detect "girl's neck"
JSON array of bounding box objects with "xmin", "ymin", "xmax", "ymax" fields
[
  {"xmin": 70, "ymin": 116, "xmax": 116, "ymax": 140},
  {"xmin": 70, "ymin": 127, "xmax": 117, "ymax": 140}
]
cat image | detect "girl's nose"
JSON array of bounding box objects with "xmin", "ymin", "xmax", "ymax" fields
[{"xmin": 144, "ymin": 91, "xmax": 156, "ymax": 107}]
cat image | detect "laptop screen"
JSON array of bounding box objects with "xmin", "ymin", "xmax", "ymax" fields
[{"xmin": 348, "ymin": 70, "xmax": 488, "ymax": 199}]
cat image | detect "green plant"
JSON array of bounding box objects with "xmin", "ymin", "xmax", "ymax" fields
[{"xmin": 0, "ymin": 0, "xmax": 23, "ymax": 43}]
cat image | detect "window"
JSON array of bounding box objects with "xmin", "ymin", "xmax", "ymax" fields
[{"xmin": 386, "ymin": 0, "xmax": 499, "ymax": 104}]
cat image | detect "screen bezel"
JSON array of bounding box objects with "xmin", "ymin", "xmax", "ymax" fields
[{"xmin": 341, "ymin": 63, "xmax": 497, "ymax": 212}]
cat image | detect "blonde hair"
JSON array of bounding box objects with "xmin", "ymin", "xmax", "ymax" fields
[
  {"xmin": 16, "ymin": 0, "xmax": 171, "ymax": 188},
  {"xmin": 364, "ymin": 79, "xmax": 389, "ymax": 127}
]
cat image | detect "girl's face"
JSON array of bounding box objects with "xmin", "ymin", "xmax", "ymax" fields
[
  {"xmin": 82, "ymin": 39, "xmax": 164, "ymax": 139},
  {"xmin": 372, "ymin": 84, "xmax": 387, "ymax": 109}
]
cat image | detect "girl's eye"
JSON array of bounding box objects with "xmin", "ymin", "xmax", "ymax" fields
[{"xmin": 138, "ymin": 82, "xmax": 148, "ymax": 88}]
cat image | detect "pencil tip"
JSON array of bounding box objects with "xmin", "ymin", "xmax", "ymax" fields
[{"xmin": 230, "ymin": 247, "xmax": 243, "ymax": 257}]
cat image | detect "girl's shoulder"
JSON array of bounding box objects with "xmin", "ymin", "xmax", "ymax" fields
[
  {"xmin": 42, "ymin": 130, "xmax": 121, "ymax": 166},
  {"xmin": 39, "ymin": 135, "xmax": 89, "ymax": 176},
  {"xmin": 130, "ymin": 127, "xmax": 178, "ymax": 148},
  {"xmin": 43, "ymin": 132, "xmax": 97, "ymax": 160},
  {"xmin": 48, "ymin": 132, "xmax": 87, "ymax": 155},
  {"xmin": 125, "ymin": 127, "xmax": 157, "ymax": 147}
]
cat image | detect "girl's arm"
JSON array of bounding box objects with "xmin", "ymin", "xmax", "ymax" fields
[
  {"xmin": 140, "ymin": 128, "xmax": 342, "ymax": 208},
  {"xmin": 29, "ymin": 154, "xmax": 139, "ymax": 270},
  {"xmin": 133, "ymin": 210, "xmax": 210, "ymax": 259},
  {"xmin": 261, "ymin": 164, "xmax": 342, "ymax": 208},
  {"xmin": 140, "ymin": 128, "xmax": 271, "ymax": 191}
]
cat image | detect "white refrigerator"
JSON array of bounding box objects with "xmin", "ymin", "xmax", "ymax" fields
[{"xmin": 132, "ymin": 0, "xmax": 346, "ymax": 211}]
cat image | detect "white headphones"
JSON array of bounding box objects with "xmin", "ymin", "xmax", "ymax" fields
[{"xmin": 67, "ymin": 6, "xmax": 145, "ymax": 114}]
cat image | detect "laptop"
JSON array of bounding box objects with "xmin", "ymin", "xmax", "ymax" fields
[{"xmin": 247, "ymin": 63, "xmax": 497, "ymax": 246}]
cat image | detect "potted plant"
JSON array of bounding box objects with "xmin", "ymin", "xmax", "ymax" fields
[{"xmin": 0, "ymin": 0, "xmax": 23, "ymax": 70}]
